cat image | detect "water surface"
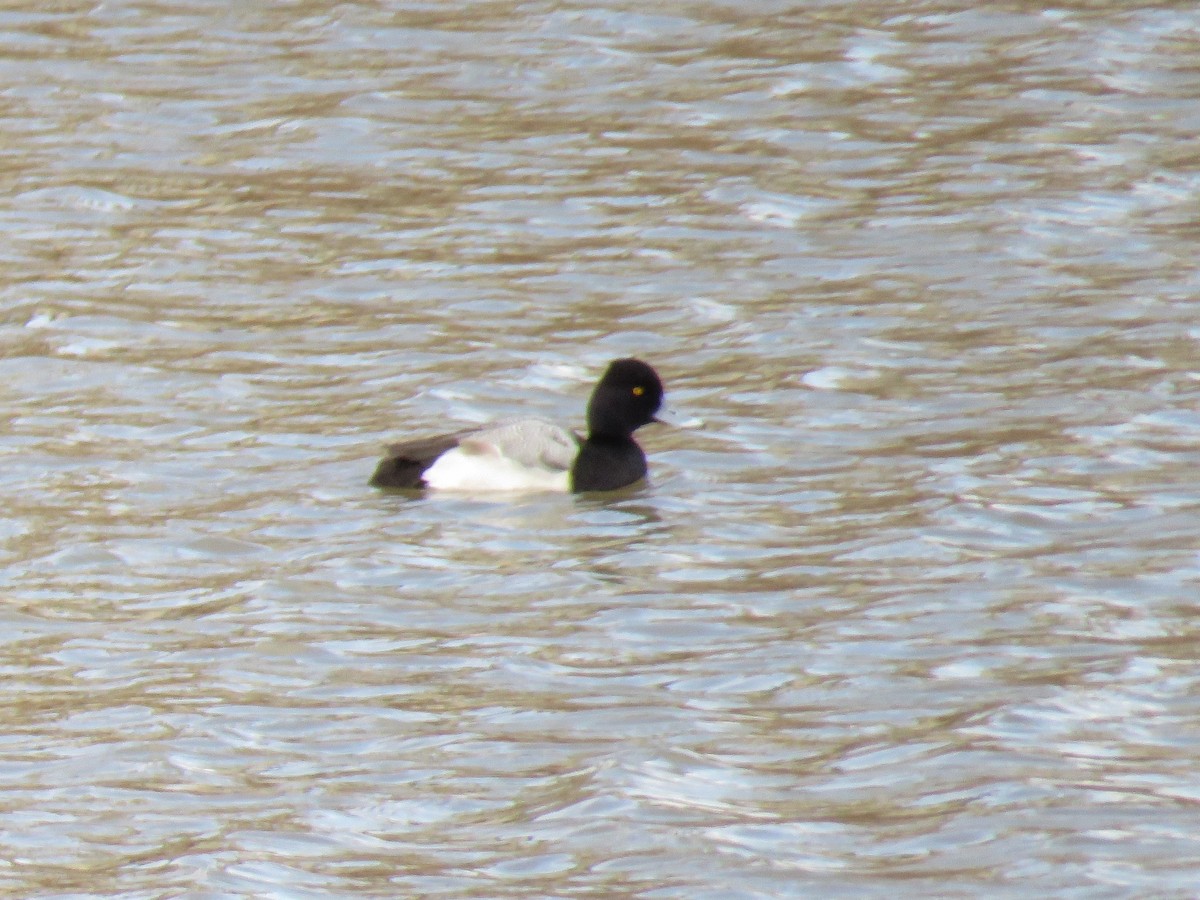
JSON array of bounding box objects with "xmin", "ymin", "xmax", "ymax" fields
[{"xmin": 2, "ymin": 2, "xmax": 1199, "ymax": 896}]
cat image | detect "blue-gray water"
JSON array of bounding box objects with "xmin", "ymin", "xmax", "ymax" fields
[{"xmin": 2, "ymin": 2, "xmax": 1199, "ymax": 896}]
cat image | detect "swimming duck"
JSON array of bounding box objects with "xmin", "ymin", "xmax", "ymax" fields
[{"xmin": 370, "ymin": 358, "xmax": 665, "ymax": 493}]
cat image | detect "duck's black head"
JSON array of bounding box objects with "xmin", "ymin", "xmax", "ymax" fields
[{"xmin": 585, "ymin": 358, "xmax": 664, "ymax": 439}]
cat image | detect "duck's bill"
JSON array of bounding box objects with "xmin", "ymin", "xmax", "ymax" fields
[{"xmin": 652, "ymin": 407, "xmax": 703, "ymax": 428}]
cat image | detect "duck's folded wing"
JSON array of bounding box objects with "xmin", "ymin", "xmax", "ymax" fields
[{"xmin": 458, "ymin": 419, "xmax": 579, "ymax": 472}]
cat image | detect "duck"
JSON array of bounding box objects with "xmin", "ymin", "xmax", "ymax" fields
[{"xmin": 370, "ymin": 358, "xmax": 665, "ymax": 493}]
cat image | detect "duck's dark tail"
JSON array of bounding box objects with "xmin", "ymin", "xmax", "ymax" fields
[{"xmin": 369, "ymin": 434, "xmax": 464, "ymax": 489}]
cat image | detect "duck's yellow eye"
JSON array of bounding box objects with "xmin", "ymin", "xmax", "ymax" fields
[{"xmin": 632, "ymin": 386, "xmax": 644, "ymax": 396}]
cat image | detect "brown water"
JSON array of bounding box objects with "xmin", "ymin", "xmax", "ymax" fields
[{"xmin": 2, "ymin": 2, "xmax": 1199, "ymax": 896}]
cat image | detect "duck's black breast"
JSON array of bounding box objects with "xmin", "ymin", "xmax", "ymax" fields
[{"xmin": 570, "ymin": 438, "xmax": 647, "ymax": 492}]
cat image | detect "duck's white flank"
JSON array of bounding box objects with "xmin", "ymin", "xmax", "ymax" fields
[{"xmin": 421, "ymin": 419, "xmax": 576, "ymax": 492}]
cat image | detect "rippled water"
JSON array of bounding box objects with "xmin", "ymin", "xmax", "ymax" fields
[{"xmin": 3, "ymin": 2, "xmax": 1200, "ymax": 896}]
